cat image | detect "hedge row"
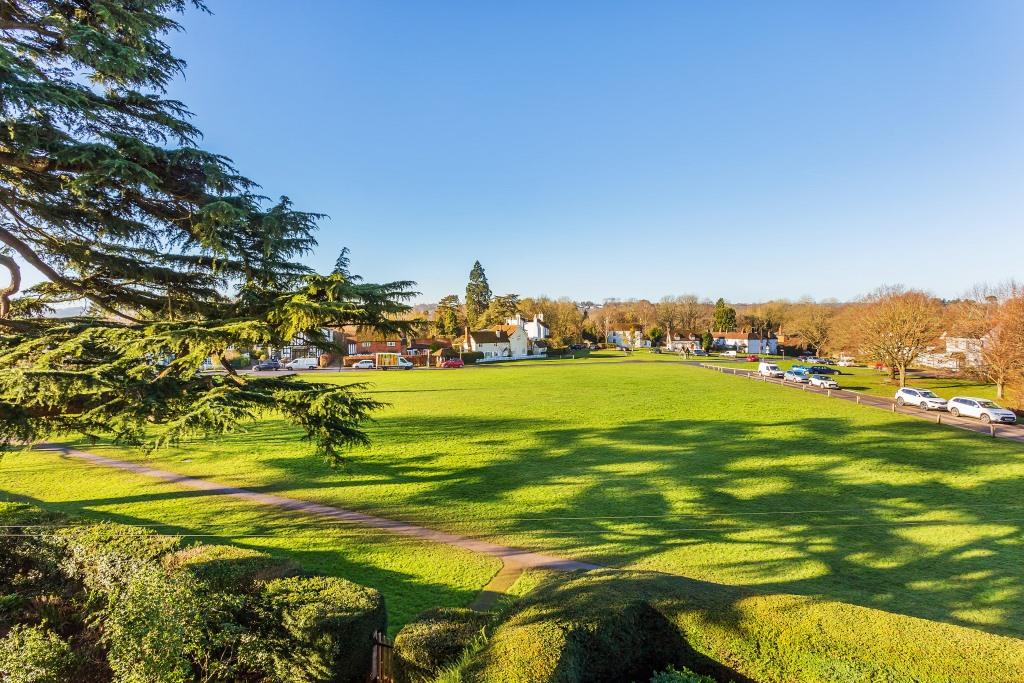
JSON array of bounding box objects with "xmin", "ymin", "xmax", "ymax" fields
[{"xmin": 0, "ymin": 503, "xmax": 385, "ymax": 683}]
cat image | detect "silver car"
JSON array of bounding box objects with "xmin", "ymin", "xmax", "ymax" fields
[
  {"xmin": 894, "ymin": 388, "xmax": 948, "ymax": 411},
  {"xmin": 948, "ymin": 397, "xmax": 1017, "ymax": 424}
]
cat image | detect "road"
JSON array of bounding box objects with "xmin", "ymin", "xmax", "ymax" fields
[{"xmin": 690, "ymin": 362, "xmax": 1024, "ymax": 444}]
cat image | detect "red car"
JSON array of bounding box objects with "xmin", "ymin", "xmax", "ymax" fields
[
  {"xmin": 746, "ymin": 354, "xmax": 759, "ymax": 362},
  {"xmin": 441, "ymin": 359, "xmax": 465, "ymax": 368}
]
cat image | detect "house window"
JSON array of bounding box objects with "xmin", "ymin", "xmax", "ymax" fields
[
  {"xmin": 362, "ymin": 342, "xmax": 371, "ymax": 349},
  {"xmin": 387, "ymin": 341, "xmax": 397, "ymax": 347}
]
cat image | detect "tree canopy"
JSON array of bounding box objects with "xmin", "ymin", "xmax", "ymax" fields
[
  {"xmin": 0, "ymin": 0, "xmax": 416, "ymax": 462},
  {"xmin": 464, "ymin": 261, "xmax": 491, "ymax": 328}
]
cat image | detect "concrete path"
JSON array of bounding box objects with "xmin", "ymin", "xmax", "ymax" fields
[
  {"xmin": 690, "ymin": 362, "xmax": 1024, "ymax": 444},
  {"xmin": 38, "ymin": 444, "xmax": 599, "ymax": 607}
]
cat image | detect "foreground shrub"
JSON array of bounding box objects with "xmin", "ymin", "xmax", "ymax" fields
[
  {"xmin": 0, "ymin": 624, "xmax": 75, "ymax": 683},
  {"xmin": 163, "ymin": 544, "xmax": 299, "ymax": 592},
  {"xmin": 259, "ymin": 576, "xmax": 386, "ymax": 683},
  {"xmin": 394, "ymin": 607, "xmax": 490, "ymax": 682},
  {"xmin": 650, "ymin": 666, "xmax": 718, "ymax": 683},
  {"xmin": 50, "ymin": 523, "xmax": 180, "ymax": 593},
  {"xmin": 464, "ymin": 577, "xmax": 695, "ymax": 682}
]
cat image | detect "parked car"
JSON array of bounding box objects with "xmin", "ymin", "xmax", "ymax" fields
[
  {"xmin": 783, "ymin": 369, "xmax": 810, "ymax": 383},
  {"xmin": 746, "ymin": 354, "xmax": 759, "ymax": 362},
  {"xmin": 807, "ymin": 365, "xmax": 839, "ymax": 375},
  {"xmin": 757, "ymin": 362, "xmax": 784, "ymax": 378},
  {"xmin": 285, "ymin": 357, "xmax": 319, "ymax": 370},
  {"xmin": 441, "ymin": 359, "xmax": 465, "ymax": 368},
  {"xmin": 691, "ymin": 349, "xmax": 708, "ymax": 357},
  {"xmin": 809, "ymin": 374, "xmax": 839, "ymax": 389},
  {"xmin": 837, "ymin": 358, "xmax": 857, "ymax": 367},
  {"xmin": 947, "ymin": 397, "xmax": 1017, "ymax": 424},
  {"xmin": 722, "ymin": 350, "xmax": 738, "ymax": 357},
  {"xmin": 894, "ymin": 388, "xmax": 948, "ymax": 411},
  {"xmin": 351, "ymin": 359, "xmax": 375, "ymax": 369},
  {"xmin": 250, "ymin": 359, "xmax": 281, "ymax": 371}
]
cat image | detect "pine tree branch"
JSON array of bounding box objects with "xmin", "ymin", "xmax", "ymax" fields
[{"xmin": 0, "ymin": 203, "xmax": 142, "ymax": 323}]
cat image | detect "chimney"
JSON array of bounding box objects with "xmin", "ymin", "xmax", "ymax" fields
[{"xmin": 464, "ymin": 326, "xmax": 471, "ymax": 347}]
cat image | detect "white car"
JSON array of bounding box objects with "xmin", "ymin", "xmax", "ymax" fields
[
  {"xmin": 894, "ymin": 388, "xmax": 947, "ymax": 411},
  {"xmin": 757, "ymin": 362, "xmax": 784, "ymax": 378},
  {"xmin": 809, "ymin": 374, "xmax": 839, "ymax": 389},
  {"xmin": 285, "ymin": 357, "xmax": 320, "ymax": 370},
  {"xmin": 722, "ymin": 350, "xmax": 738, "ymax": 357},
  {"xmin": 837, "ymin": 358, "xmax": 856, "ymax": 367},
  {"xmin": 351, "ymin": 359, "xmax": 375, "ymax": 369},
  {"xmin": 947, "ymin": 397, "xmax": 1017, "ymax": 424}
]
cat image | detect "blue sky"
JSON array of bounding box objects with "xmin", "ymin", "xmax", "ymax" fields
[{"xmin": 160, "ymin": 1, "xmax": 1022, "ymax": 303}]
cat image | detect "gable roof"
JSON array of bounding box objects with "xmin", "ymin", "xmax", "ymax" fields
[
  {"xmin": 469, "ymin": 330, "xmax": 509, "ymax": 344},
  {"xmin": 494, "ymin": 324, "xmax": 522, "ymax": 336}
]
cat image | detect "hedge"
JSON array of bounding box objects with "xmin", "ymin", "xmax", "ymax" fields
[
  {"xmin": 163, "ymin": 543, "xmax": 299, "ymax": 592},
  {"xmin": 50, "ymin": 523, "xmax": 181, "ymax": 593},
  {"xmin": 463, "ymin": 569, "xmax": 1024, "ymax": 683},
  {"xmin": 260, "ymin": 575, "xmax": 386, "ymax": 683},
  {"xmin": 394, "ymin": 607, "xmax": 490, "ymax": 682},
  {"xmin": 0, "ymin": 624, "xmax": 75, "ymax": 683},
  {"xmin": 459, "ymin": 351, "xmax": 484, "ymax": 365}
]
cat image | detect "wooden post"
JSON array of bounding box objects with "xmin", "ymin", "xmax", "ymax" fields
[
  {"xmin": 856, "ymin": 395, "xmax": 861, "ymax": 404},
  {"xmin": 936, "ymin": 414, "xmax": 941, "ymax": 424},
  {"xmin": 990, "ymin": 424, "xmax": 996, "ymax": 438},
  {"xmin": 827, "ymin": 389, "xmax": 831, "ymax": 398},
  {"xmin": 891, "ymin": 403, "xmax": 896, "ymax": 413}
]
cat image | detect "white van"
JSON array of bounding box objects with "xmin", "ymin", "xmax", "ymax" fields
[
  {"xmin": 758, "ymin": 362, "xmax": 784, "ymax": 378},
  {"xmin": 722, "ymin": 350, "xmax": 737, "ymax": 357},
  {"xmin": 286, "ymin": 357, "xmax": 320, "ymax": 370}
]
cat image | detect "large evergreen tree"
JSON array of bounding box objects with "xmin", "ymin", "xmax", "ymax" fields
[
  {"xmin": 464, "ymin": 260, "xmax": 491, "ymax": 329},
  {"xmin": 433, "ymin": 295, "xmax": 461, "ymax": 338},
  {"xmin": 0, "ymin": 1, "xmax": 416, "ymax": 462},
  {"xmin": 712, "ymin": 298, "xmax": 737, "ymax": 332}
]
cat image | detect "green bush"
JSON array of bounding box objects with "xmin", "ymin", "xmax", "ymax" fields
[
  {"xmin": 394, "ymin": 608, "xmax": 490, "ymax": 682},
  {"xmin": 0, "ymin": 624, "xmax": 75, "ymax": 683},
  {"xmin": 102, "ymin": 562, "xmax": 210, "ymax": 683},
  {"xmin": 463, "ymin": 576, "xmax": 693, "ymax": 682},
  {"xmin": 651, "ymin": 666, "xmax": 718, "ymax": 683},
  {"xmin": 259, "ymin": 576, "xmax": 386, "ymax": 683},
  {"xmin": 50, "ymin": 523, "xmax": 180, "ymax": 594},
  {"xmin": 0, "ymin": 503, "xmax": 64, "ymax": 593},
  {"xmin": 459, "ymin": 351, "xmax": 484, "ymax": 365},
  {"xmin": 163, "ymin": 544, "xmax": 299, "ymax": 592}
]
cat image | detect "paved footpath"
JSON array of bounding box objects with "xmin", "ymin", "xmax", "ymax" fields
[
  {"xmin": 689, "ymin": 362, "xmax": 1024, "ymax": 444},
  {"xmin": 38, "ymin": 445, "xmax": 598, "ymax": 610}
]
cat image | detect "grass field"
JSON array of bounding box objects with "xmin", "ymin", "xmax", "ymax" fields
[{"xmin": 3, "ymin": 360, "xmax": 1023, "ymax": 642}]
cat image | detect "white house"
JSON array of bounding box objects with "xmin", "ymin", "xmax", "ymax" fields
[
  {"xmin": 918, "ymin": 333, "xmax": 986, "ymax": 370},
  {"xmin": 664, "ymin": 334, "xmax": 701, "ymax": 353},
  {"xmin": 507, "ymin": 313, "xmax": 549, "ymax": 341},
  {"xmin": 607, "ymin": 330, "xmax": 651, "ymax": 348},
  {"xmin": 466, "ymin": 325, "xmax": 532, "ymax": 359},
  {"xmin": 712, "ymin": 332, "xmax": 778, "ymax": 354}
]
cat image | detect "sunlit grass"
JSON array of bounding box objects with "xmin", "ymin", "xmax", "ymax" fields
[{"xmin": 3, "ymin": 361, "xmax": 1023, "ymax": 639}]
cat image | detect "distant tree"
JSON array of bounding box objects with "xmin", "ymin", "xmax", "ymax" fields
[
  {"xmin": 647, "ymin": 325, "xmax": 665, "ymax": 347},
  {"xmin": 712, "ymin": 299, "xmax": 737, "ymax": 332},
  {"xmin": 434, "ymin": 295, "xmax": 462, "ymax": 337},
  {"xmin": 848, "ymin": 288, "xmax": 943, "ymax": 387},
  {"xmin": 701, "ymin": 331, "xmax": 714, "ymax": 352},
  {"xmin": 464, "ymin": 261, "xmax": 492, "ymax": 328},
  {"xmin": 981, "ymin": 299, "xmax": 1024, "ymax": 400},
  {"xmin": 482, "ymin": 293, "xmax": 521, "ymax": 327},
  {"xmin": 791, "ymin": 304, "xmax": 835, "ymax": 354}
]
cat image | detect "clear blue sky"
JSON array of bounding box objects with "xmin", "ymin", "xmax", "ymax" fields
[{"xmin": 161, "ymin": 1, "xmax": 1022, "ymax": 303}]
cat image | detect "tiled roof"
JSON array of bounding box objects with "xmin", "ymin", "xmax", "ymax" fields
[{"xmin": 469, "ymin": 330, "xmax": 508, "ymax": 344}]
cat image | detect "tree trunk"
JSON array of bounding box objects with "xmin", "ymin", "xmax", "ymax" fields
[
  {"xmin": 997, "ymin": 381, "xmax": 1005, "ymax": 399},
  {"xmin": 898, "ymin": 364, "xmax": 907, "ymax": 387}
]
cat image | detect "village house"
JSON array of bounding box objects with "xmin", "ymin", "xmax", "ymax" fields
[
  {"xmin": 712, "ymin": 332, "xmax": 778, "ymax": 354},
  {"xmin": 607, "ymin": 329, "xmax": 651, "ymax": 348},
  {"xmin": 463, "ymin": 323, "xmax": 533, "ymax": 360},
  {"xmin": 664, "ymin": 333, "xmax": 702, "ymax": 352},
  {"xmin": 918, "ymin": 332, "xmax": 987, "ymax": 371},
  {"xmin": 506, "ymin": 313, "xmax": 550, "ymax": 341}
]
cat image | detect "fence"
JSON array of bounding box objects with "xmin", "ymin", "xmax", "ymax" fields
[{"xmin": 368, "ymin": 630, "xmax": 395, "ymax": 683}]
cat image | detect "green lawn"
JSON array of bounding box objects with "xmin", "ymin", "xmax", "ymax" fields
[
  {"xmin": 706, "ymin": 356, "xmax": 1002, "ymax": 401},
  {"xmin": 3, "ymin": 361, "xmax": 1023, "ymax": 642},
  {"xmin": 0, "ymin": 449, "xmax": 499, "ymax": 633}
]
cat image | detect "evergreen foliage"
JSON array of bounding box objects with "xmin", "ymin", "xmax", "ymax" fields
[
  {"xmin": 0, "ymin": 1, "xmax": 417, "ymax": 462},
  {"xmin": 711, "ymin": 298, "xmax": 737, "ymax": 332},
  {"xmin": 464, "ymin": 261, "xmax": 491, "ymax": 328}
]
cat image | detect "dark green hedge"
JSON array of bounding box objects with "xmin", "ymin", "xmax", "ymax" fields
[
  {"xmin": 394, "ymin": 607, "xmax": 490, "ymax": 682},
  {"xmin": 260, "ymin": 575, "xmax": 386, "ymax": 683},
  {"xmin": 459, "ymin": 351, "xmax": 484, "ymax": 364},
  {"xmin": 163, "ymin": 543, "xmax": 299, "ymax": 592}
]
